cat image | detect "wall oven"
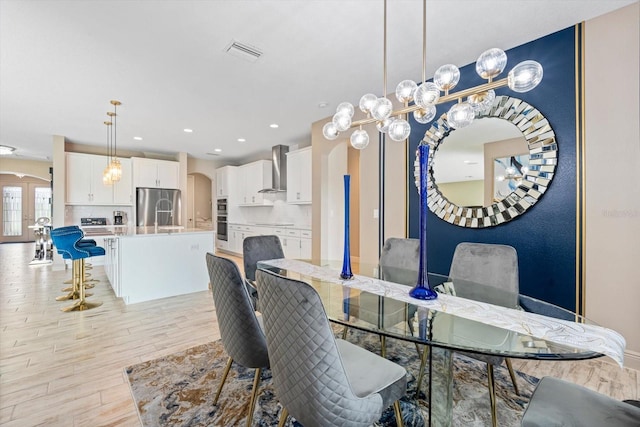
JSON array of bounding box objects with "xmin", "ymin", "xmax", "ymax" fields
[{"xmin": 216, "ymin": 199, "xmax": 227, "ymax": 241}]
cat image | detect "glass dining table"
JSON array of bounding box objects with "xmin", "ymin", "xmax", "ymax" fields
[{"xmin": 257, "ymin": 258, "xmax": 624, "ymax": 427}]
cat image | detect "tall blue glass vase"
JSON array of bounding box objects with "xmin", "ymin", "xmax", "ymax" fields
[
  {"xmin": 409, "ymin": 145, "xmax": 438, "ymax": 300},
  {"xmin": 340, "ymin": 175, "xmax": 354, "ymax": 280}
]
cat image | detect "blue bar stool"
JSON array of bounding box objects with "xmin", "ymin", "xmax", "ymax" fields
[
  {"xmin": 50, "ymin": 227, "xmax": 104, "ymax": 311},
  {"xmin": 52, "ymin": 226, "xmax": 98, "ymax": 292}
]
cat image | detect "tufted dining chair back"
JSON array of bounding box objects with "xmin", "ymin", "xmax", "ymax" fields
[
  {"xmin": 256, "ymin": 268, "xmax": 407, "ymax": 427},
  {"xmin": 205, "ymin": 253, "xmax": 269, "ymax": 426}
]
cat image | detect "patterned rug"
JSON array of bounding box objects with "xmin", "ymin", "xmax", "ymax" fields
[{"xmin": 126, "ymin": 329, "xmax": 539, "ymax": 426}]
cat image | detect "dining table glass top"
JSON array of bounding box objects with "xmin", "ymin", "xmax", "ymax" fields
[{"xmin": 257, "ymin": 259, "xmax": 604, "ymax": 362}]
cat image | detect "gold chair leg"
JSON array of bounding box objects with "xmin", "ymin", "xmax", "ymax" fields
[
  {"xmin": 61, "ymin": 259, "xmax": 102, "ymax": 312},
  {"xmin": 342, "ymin": 325, "xmax": 349, "ymax": 339},
  {"xmin": 393, "ymin": 400, "xmax": 404, "ymax": 427},
  {"xmin": 245, "ymin": 368, "xmax": 262, "ymax": 427},
  {"xmin": 277, "ymin": 407, "xmax": 288, "ymax": 427},
  {"xmin": 214, "ymin": 357, "xmax": 233, "ymax": 405},
  {"xmin": 380, "ymin": 335, "xmax": 387, "ymax": 358},
  {"xmin": 505, "ymin": 358, "xmax": 519, "ymax": 395},
  {"xmin": 487, "ymin": 364, "xmax": 498, "ymax": 427},
  {"xmin": 415, "ymin": 344, "xmax": 429, "ymax": 397}
]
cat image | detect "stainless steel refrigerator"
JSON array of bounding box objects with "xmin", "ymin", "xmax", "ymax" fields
[{"xmin": 136, "ymin": 187, "xmax": 182, "ymax": 227}]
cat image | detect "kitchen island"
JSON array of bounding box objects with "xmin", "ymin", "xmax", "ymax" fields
[{"xmin": 103, "ymin": 227, "xmax": 214, "ymax": 304}]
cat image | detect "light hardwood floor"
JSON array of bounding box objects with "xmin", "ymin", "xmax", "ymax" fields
[{"xmin": 1, "ymin": 242, "xmax": 638, "ymax": 426}]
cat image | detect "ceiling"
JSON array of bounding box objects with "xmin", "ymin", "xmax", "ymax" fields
[{"xmin": 1, "ymin": 0, "xmax": 636, "ymax": 165}]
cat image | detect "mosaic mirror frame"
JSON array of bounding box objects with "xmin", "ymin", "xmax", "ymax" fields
[{"xmin": 414, "ymin": 96, "xmax": 558, "ymax": 228}]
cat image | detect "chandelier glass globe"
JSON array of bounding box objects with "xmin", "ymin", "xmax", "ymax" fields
[
  {"xmin": 350, "ymin": 129, "xmax": 370, "ymax": 150},
  {"xmin": 508, "ymin": 60, "xmax": 543, "ymax": 92},
  {"xmin": 447, "ymin": 102, "xmax": 476, "ymax": 129},
  {"xmin": 413, "ymin": 105, "xmax": 437, "ymax": 124},
  {"xmin": 396, "ymin": 80, "xmax": 418, "ymax": 103},
  {"xmin": 332, "ymin": 112, "xmax": 352, "ymax": 132},
  {"xmin": 434, "ymin": 64, "xmax": 460, "ymax": 92},
  {"xmin": 388, "ymin": 118, "xmax": 411, "ymax": 141},
  {"xmin": 476, "ymin": 48, "xmax": 507, "ymax": 79},
  {"xmin": 414, "ymin": 82, "xmax": 440, "ymax": 108},
  {"xmin": 370, "ymin": 97, "xmax": 393, "ymax": 121},
  {"xmin": 376, "ymin": 117, "xmax": 394, "ymax": 133},
  {"xmin": 468, "ymin": 89, "xmax": 495, "ymax": 112},
  {"xmin": 322, "ymin": 122, "xmax": 339, "ymax": 140},
  {"xmin": 336, "ymin": 102, "xmax": 354, "ymax": 117},
  {"xmin": 359, "ymin": 93, "xmax": 378, "ymax": 114}
]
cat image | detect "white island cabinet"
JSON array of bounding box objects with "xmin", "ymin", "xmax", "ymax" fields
[{"xmin": 104, "ymin": 228, "xmax": 214, "ymax": 304}]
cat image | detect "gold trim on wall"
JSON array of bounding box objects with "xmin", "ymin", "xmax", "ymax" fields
[{"xmin": 575, "ymin": 22, "xmax": 587, "ymax": 316}]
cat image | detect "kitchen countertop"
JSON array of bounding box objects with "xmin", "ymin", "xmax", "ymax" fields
[
  {"xmin": 79, "ymin": 225, "xmax": 215, "ymax": 237},
  {"xmin": 228, "ymin": 222, "xmax": 311, "ymax": 230}
]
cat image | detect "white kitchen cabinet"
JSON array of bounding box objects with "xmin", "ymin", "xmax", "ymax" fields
[
  {"xmin": 112, "ymin": 158, "xmax": 133, "ymax": 204},
  {"xmin": 104, "ymin": 237, "xmax": 121, "ymax": 296},
  {"xmin": 215, "ymin": 166, "xmax": 236, "ymax": 199},
  {"xmin": 286, "ymin": 147, "xmax": 312, "ymax": 204},
  {"xmin": 238, "ymin": 160, "xmax": 272, "ymax": 206},
  {"xmin": 132, "ymin": 157, "xmax": 179, "ymax": 189},
  {"xmin": 227, "ymin": 224, "xmax": 258, "ymax": 254},
  {"xmin": 66, "ymin": 152, "xmax": 131, "ymax": 205}
]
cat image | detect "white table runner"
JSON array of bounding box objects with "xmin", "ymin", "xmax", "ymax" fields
[{"xmin": 261, "ymin": 258, "xmax": 626, "ymax": 367}]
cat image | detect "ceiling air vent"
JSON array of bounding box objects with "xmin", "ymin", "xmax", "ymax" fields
[{"xmin": 224, "ymin": 40, "xmax": 262, "ymax": 63}]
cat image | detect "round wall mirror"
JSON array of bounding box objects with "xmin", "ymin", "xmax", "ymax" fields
[{"xmin": 414, "ymin": 96, "xmax": 558, "ymax": 228}]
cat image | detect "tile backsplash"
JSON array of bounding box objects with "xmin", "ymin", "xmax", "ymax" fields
[{"xmin": 65, "ymin": 205, "xmax": 133, "ymax": 226}]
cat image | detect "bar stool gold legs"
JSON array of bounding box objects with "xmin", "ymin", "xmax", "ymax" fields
[
  {"xmin": 61, "ymin": 259, "xmax": 102, "ymax": 312},
  {"xmin": 56, "ymin": 259, "xmax": 93, "ymax": 301}
]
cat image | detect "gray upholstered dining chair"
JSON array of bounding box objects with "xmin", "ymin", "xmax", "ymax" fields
[
  {"xmin": 522, "ymin": 376, "xmax": 640, "ymax": 426},
  {"xmin": 255, "ymin": 268, "xmax": 407, "ymax": 427},
  {"xmin": 343, "ymin": 237, "xmax": 420, "ymax": 356},
  {"xmin": 205, "ymin": 253, "xmax": 270, "ymax": 427},
  {"xmin": 242, "ymin": 235, "xmax": 284, "ymax": 308},
  {"xmin": 449, "ymin": 242, "xmax": 520, "ymax": 427}
]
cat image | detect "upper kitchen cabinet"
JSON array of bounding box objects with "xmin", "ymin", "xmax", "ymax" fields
[
  {"xmin": 132, "ymin": 157, "xmax": 179, "ymax": 189},
  {"xmin": 286, "ymin": 147, "xmax": 312, "ymax": 204},
  {"xmin": 238, "ymin": 160, "xmax": 272, "ymax": 206},
  {"xmin": 215, "ymin": 166, "xmax": 236, "ymax": 199},
  {"xmin": 66, "ymin": 152, "xmax": 132, "ymax": 205}
]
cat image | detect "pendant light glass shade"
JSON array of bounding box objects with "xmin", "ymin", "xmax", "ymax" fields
[
  {"xmin": 359, "ymin": 93, "xmax": 378, "ymax": 114},
  {"xmin": 447, "ymin": 102, "xmax": 476, "ymax": 129},
  {"xmin": 371, "ymin": 97, "xmax": 393, "ymax": 121},
  {"xmin": 323, "ymin": 122, "xmax": 340, "ymax": 140},
  {"xmin": 350, "ymin": 129, "xmax": 370, "ymax": 149},
  {"xmin": 396, "ymin": 80, "xmax": 418, "ymax": 103},
  {"xmin": 508, "ymin": 60, "xmax": 544, "ymax": 92},
  {"xmin": 475, "ymin": 48, "xmax": 507, "ymax": 79},
  {"xmin": 434, "ymin": 64, "xmax": 460, "ymax": 91},
  {"xmin": 376, "ymin": 117, "xmax": 394, "ymax": 133},
  {"xmin": 336, "ymin": 102, "xmax": 355, "ymax": 117},
  {"xmin": 333, "ymin": 112, "xmax": 352, "ymax": 132},
  {"xmin": 414, "ymin": 105, "xmax": 437, "ymax": 124},
  {"xmin": 468, "ymin": 89, "xmax": 495, "ymax": 112},
  {"xmin": 388, "ymin": 118, "xmax": 411, "ymax": 141},
  {"xmin": 414, "ymin": 82, "xmax": 440, "ymax": 108}
]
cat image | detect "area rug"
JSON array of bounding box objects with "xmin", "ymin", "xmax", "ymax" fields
[{"xmin": 126, "ymin": 329, "xmax": 539, "ymax": 426}]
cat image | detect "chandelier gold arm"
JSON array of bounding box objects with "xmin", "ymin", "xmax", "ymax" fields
[{"xmin": 351, "ymin": 77, "xmax": 508, "ymax": 128}]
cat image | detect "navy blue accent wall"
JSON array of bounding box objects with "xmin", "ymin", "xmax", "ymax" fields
[{"xmin": 407, "ymin": 26, "xmax": 578, "ymax": 310}]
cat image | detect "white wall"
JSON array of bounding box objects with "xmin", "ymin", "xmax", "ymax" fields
[{"xmin": 585, "ymin": 2, "xmax": 640, "ymax": 370}]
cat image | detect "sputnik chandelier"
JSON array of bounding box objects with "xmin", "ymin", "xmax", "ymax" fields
[
  {"xmin": 322, "ymin": 0, "xmax": 543, "ymax": 149},
  {"xmin": 103, "ymin": 100, "xmax": 122, "ymax": 185}
]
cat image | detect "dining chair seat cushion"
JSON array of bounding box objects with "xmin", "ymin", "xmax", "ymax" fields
[
  {"xmin": 522, "ymin": 376, "xmax": 640, "ymax": 427},
  {"xmin": 335, "ymin": 338, "xmax": 407, "ymax": 409}
]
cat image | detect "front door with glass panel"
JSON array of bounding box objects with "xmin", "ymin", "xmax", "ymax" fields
[{"xmin": 1, "ymin": 178, "xmax": 51, "ymax": 243}]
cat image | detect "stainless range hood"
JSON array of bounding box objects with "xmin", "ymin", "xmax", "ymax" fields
[{"xmin": 258, "ymin": 145, "xmax": 289, "ymax": 193}]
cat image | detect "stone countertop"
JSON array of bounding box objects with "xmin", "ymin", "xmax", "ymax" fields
[
  {"xmin": 228, "ymin": 222, "xmax": 311, "ymax": 230},
  {"xmin": 99, "ymin": 226, "xmax": 215, "ymax": 237}
]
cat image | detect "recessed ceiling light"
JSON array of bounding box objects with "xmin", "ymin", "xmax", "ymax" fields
[
  {"xmin": 269, "ymin": 124, "xmax": 279, "ymax": 129},
  {"xmin": 184, "ymin": 128, "xmax": 193, "ymax": 133},
  {"xmin": 463, "ymin": 160, "xmax": 478, "ymax": 165},
  {"xmin": 0, "ymin": 145, "xmax": 16, "ymax": 155},
  {"xmin": 133, "ymin": 136, "xmax": 143, "ymax": 141},
  {"xmin": 214, "ymin": 148, "xmax": 222, "ymax": 152},
  {"xmin": 237, "ymin": 138, "xmax": 246, "ymax": 142},
  {"xmin": 318, "ymin": 102, "xmax": 329, "ymax": 108}
]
